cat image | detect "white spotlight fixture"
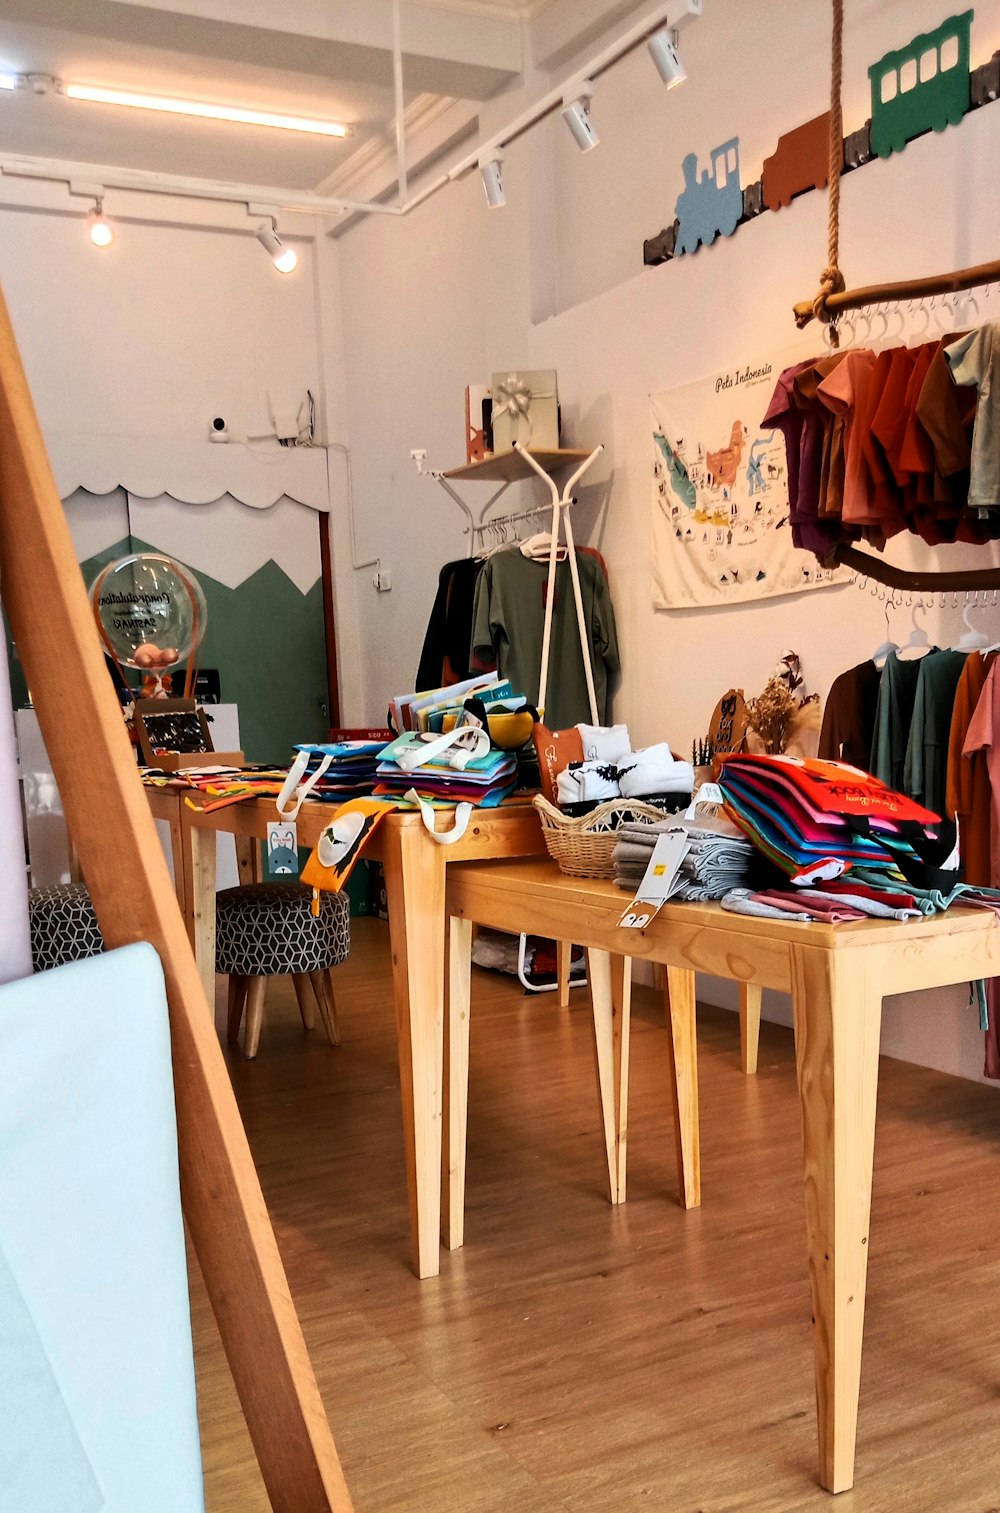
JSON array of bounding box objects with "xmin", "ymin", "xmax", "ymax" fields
[
  {"xmin": 647, "ymin": 27, "xmax": 687, "ymax": 88},
  {"xmin": 479, "ymin": 152, "xmax": 505, "ymax": 209},
  {"xmin": 64, "ymin": 83, "xmax": 350, "ymax": 138},
  {"xmin": 87, "ymin": 198, "xmax": 114, "ymax": 247},
  {"xmin": 255, "ymin": 219, "xmax": 297, "ymax": 273},
  {"xmin": 561, "ymin": 82, "xmax": 599, "ymax": 152}
]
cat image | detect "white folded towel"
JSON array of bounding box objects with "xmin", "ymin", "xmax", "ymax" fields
[
  {"xmin": 556, "ymin": 761, "xmax": 621, "ymax": 806},
  {"xmin": 618, "ymin": 744, "xmax": 694, "ymax": 798},
  {"xmin": 576, "ymin": 723, "xmax": 631, "ymax": 764}
]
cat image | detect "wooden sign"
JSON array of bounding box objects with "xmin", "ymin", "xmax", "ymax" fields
[{"xmin": 708, "ymin": 688, "xmax": 749, "ymax": 755}]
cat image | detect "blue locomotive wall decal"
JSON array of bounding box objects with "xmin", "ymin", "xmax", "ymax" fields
[
  {"xmin": 673, "ymin": 140, "xmax": 742, "ymax": 256},
  {"xmin": 646, "ymin": 9, "xmax": 995, "ymax": 268}
]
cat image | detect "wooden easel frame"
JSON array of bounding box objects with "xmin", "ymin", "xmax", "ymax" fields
[{"xmin": 0, "ymin": 286, "xmax": 354, "ymax": 1512}]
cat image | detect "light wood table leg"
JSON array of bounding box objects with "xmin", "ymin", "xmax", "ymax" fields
[
  {"xmin": 586, "ymin": 948, "xmax": 619, "ymax": 1205},
  {"xmin": 244, "ymin": 977, "xmax": 267, "ymax": 1059},
  {"xmin": 235, "ymin": 833, "xmax": 263, "ymax": 885},
  {"xmin": 664, "ymin": 967, "xmax": 700, "ymax": 1209},
  {"xmin": 556, "ymin": 939, "xmax": 572, "ymax": 1007},
  {"xmin": 189, "ymin": 822, "xmax": 218, "ymax": 1010},
  {"xmin": 611, "ymin": 955, "xmax": 632, "ymax": 1203},
  {"xmin": 790, "ymin": 945, "xmax": 883, "ymax": 1495},
  {"xmin": 443, "ymin": 916, "xmax": 472, "ymax": 1251},
  {"xmin": 292, "ymin": 973, "xmax": 318, "ymax": 1031},
  {"xmin": 382, "ymin": 825, "xmax": 446, "ymax": 1279},
  {"xmin": 740, "ymin": 981, "xmax": 762, "ymax": 1075}
]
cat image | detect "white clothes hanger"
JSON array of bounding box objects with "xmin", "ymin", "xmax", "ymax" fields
[
  {"xmin": 519, "ymin": 531, "xmax": 567, "ymax": 561},
  {"xmin": 896, "ymin": 601, "xmax": 932, "ymax": 659},
  {"xmin": 870, "ymin": 593, "xmax": 898, "ymax": 668},
  {"xmin": 956, "ymin": 600, "xmax": 990, "ymax": 651}
]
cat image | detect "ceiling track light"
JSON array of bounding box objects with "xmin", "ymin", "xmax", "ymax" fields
[
  {"xmin": 87, "ymin": 196, "xmax": 114, "ymax": 247},
  {"xmin": 478, "ymin": 152, "xmax": 505, "ymax": 210},
  {"xmin": 561, "ymin": 81, "xmax": 599, "ymax": 152},
  {"xmin": 255, "ymin": 218, "xmax": 297, "ymax": 273},
  {"xmin": 648, "ymin": 27, "xmax": 687, "ymax": 88}
]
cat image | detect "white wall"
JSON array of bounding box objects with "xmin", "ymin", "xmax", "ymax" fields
[
  {"xmin": 334, "ymin": 0, "xmax": 1000, "ymax": 1083},
  {"xmin": 0, "ymin": 184, "xmax": 365, "ymax": 717}
]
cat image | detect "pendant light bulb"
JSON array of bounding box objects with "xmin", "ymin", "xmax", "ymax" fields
[
  {"xmin": 87, "ymin": 200, "xmax": 114, "ymax": 247},
  {"xmin": 648, "ymin": 28, "xmax": 686, "ymax": 88},
  {"xmin": 255, "ymin": 219, "xmax": 298, "ymax": 273}
]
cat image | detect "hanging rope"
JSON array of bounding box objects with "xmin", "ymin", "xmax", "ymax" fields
[{"xmin": 804, "ymin": 0, "xmax": 846, "ymax": 337}]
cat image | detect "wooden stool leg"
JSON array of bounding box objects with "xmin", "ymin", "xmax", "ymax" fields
[
  {"xmin": 443, "ymin": 916, "xmax": 472, "ymax": 1250},
  {"xmin": 611, "ymin": 955, "xmax": 632, "ymax": 1203},
  {"xmin": 556, "ymin": 939, "xmax": 572, "ymax": 1007},
  {"xmin": 226, "ymin": 974, "xmax": 247, "ymax": 1045},
  {"xmin": 292, "ymin": 973, "xmax": 317, "ymax": 1031},
  {"xmin": 740, "ymin": 981, "xmax": 762, "ymax": 1074},
  {"xmin": 587, "ymin": 948, "xmax": 619, "ymax": 1205},
  {"xmin": 664, "ymin": 967, "xmax": 700, "ymax": 1209},
  {"xmin": 309, "ymin": 970, "xmax": 341, "ymax": 1048},
  {"xmin": 243, "ymin": 977, "xmax": 267, "ymax": 1060}
]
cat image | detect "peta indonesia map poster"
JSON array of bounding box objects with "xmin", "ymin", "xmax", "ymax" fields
[{"xmin": 651, "ymin": 351, "xmax": 848, "ymax": 609}]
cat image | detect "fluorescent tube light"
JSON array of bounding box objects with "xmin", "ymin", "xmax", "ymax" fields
[
  {"xmin": 0, "ymin": 73, "xmax": 18, "ymax": 90},
  {"xmin": 64, "ymin": 84, "xmax": 350, "ymax": 138}
]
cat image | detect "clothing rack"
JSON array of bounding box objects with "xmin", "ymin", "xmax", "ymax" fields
[
  {"xmin": 469, "ymin": 499, "xmax": 553, "ymax": 543},
  {"xmin": 791, "ymin": 0, "xmax": 1000, "ymax": 596}
]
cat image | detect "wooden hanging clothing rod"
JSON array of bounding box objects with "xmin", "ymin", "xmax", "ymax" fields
[
  {"xmin": 834, "ymin": 544, "xmax": 1000, "ymax": 592},
  {"xmin": 794, "ymin": 255, "xmax": 1000, "ymax": 329}
]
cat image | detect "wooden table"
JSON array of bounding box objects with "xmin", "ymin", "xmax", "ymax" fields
[
  {"xmin": 445, "ymin": 857, "xmax": 1000, "ymax": 1495},
  {"xmin": 171, "ymin": 795, "xmax": 545, "ymax": 1280}
]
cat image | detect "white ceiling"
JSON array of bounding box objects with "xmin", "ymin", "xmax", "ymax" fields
[{"xmin": 0, "ymin": 0, "xmax": 642, "ymax": 202}]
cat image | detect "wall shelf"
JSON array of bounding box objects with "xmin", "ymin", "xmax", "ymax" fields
[{"xmin": 441, "ymin": 448, "xmax": 591, "ymax": 483}]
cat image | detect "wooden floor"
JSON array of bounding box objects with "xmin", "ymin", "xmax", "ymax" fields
[{"xmin": 193, "ymin": 918, "xmax": 1000, "ymax": 1513}]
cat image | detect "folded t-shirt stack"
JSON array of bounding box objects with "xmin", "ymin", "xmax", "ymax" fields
[
  {"xmin": 613, "ymin": 816, "xmax": 757, "ymax": 901},
  {"xmin": 556, "ymin": 743, "xmax": 695, "ymax": 813}
]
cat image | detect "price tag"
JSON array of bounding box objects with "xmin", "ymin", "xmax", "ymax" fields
[
  {"xmin": 266, "ymin": 821, "xmax": 299, "ymax": 878},
  {"xmin": 617, "ymin": 831, "xmax": 691, "ymax": 930}
]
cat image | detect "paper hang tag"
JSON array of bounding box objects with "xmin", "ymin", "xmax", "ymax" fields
[
  {"xmin": 618, "ymin": 830, "xmax": 691, "ymax": 930},
  {"xmin": 266, "ymin": 821, "xmax": 299, "ymax": 878}
]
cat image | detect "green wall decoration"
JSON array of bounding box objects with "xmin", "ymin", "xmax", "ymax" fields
[{"xmin": 6, "ymin": 533, "xmax": 329, "ymax": 765}]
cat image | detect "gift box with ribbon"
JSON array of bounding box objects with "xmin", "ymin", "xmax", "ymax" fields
[{"xmin": 490, "ymin": 369, "xmax": 559, "ymax": 453}]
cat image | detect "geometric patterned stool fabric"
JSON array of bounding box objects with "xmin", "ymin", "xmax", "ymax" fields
[
  {"xmin": 28, "ymin": 883, "xmax": 105, "ymax": 973},
  {"xmin": 214, "ymin": 883, "xmax": 351, "ymax": 1059}
]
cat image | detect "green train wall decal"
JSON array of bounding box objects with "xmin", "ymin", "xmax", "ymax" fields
[{"xmin": 645, "ymin": 9, "xmax": 995, "ymax": 268}]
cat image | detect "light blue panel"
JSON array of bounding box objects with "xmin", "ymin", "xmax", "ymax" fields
[
  {"xmin": 0, "ymin": 944, "xmax": 205, "ymax": 1512},
  {"xmin": 0, "ymin": 1245, "xmax": 104, "ymax": 1512}
]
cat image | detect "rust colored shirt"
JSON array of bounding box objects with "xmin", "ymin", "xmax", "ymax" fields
[{"xmin": 947, "ymin": 650, "xmax": 994, "ymax": 888}]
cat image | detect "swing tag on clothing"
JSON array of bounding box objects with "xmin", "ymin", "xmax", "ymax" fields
[
  {"xmin": 266, "ymin": 821, "xmax": 299, "ymax": 878},
  {"xmin": 618, "ymin": 831, "xmax": 690, "ymax": 929}
]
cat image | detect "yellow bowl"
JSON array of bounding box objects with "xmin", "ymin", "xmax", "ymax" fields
[{"xmin": 442, "ymin": 708, "xmax": 538, "ymax": 750}]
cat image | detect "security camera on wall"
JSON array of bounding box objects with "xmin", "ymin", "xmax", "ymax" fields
[{"xmin": 209, "ymin": 417, "xmax": 229, "ymax": 443}]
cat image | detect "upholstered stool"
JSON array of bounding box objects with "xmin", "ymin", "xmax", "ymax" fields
[
  {"xmin": 29, "ymin": 883, "xmax": 105, "ymax": 973},
  {"xmin": 215, "ymin": 883, "xmax": 351, "ymax": 1059}
]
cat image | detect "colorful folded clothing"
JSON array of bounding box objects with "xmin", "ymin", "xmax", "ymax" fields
[{"xmin": 718, "ymin": 754, "xmax": 940, "ymax": 882}]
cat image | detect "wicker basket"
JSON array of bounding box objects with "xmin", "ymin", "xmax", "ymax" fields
[{"xmin": 533, "ymin": 794, "xmax": 664, "ymax": 879}]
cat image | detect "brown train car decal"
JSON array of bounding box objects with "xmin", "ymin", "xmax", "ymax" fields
[{"xmin": 762, "ymin": 112, "xmax": 832, "ymax": 211}]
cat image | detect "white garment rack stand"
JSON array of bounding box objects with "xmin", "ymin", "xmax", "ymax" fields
[
  {"xmin": 413, "ymin": 439, "xmax": 605, "ymax": 994},
  {"xmin": 412, "ymin": 440, "xmax": 605, "ymax": 722}
]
